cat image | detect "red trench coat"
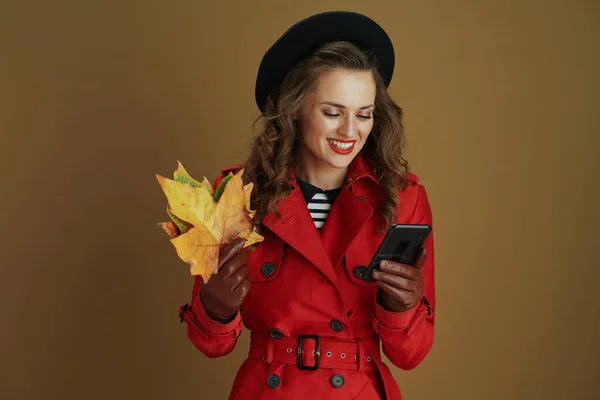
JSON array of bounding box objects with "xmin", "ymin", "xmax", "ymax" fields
[{"xmin": 179, "ymin": 153, "xmax": 436, "ymax": 400}]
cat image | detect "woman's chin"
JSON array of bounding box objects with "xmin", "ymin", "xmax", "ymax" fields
[{"xmin": 323, "ymin": 153, "xmax": 356, "ymax": 169}]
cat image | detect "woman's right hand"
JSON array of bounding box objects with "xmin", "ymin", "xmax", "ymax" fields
[{"xmin": 199, "ymin": 238, "xmax": 251, "ymax": 322}]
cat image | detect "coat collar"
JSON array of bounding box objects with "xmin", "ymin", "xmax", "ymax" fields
[
  {"xmin": 262, "ymin": 152, "xmax": 379, "ymax": 285},
  {"xmin": 288, "ymin": 151, "xmax": 379, "ymax": 188},
  {"xmin": 346, "ymin": 151, "xmax": 379, "ymax": 185}
]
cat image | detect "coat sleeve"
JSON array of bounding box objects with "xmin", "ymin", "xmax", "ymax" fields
[
  {"xmin": 371, "ymin": 184, "xmax": 436, "ymax": 370},
  {"xmin": 178, "ymin": 173, "xmax": 244, "ymax": 358}
]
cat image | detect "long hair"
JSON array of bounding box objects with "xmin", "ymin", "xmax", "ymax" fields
[{"xmin": 243, "ymin": 41, "xmax": 409, "ymax": 232}]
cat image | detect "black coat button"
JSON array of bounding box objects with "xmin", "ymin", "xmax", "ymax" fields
[
  {"xmin": 266, "ymin": 374, "xmax": 281, "ymax": 388},
  {"xmin": 261, "ymin": 262, "xmax": 276, "ymax": 277},
  {"xmin": 270, "ymin": 329, "xmax": 283, "ymax": 339},
  {"xmin": 354, "ymin": 265, "xmax": 367, "ymax": 279},
  {"xmin": 331, "ymin": 374, "xmax": 345, "ymax": 388},
  {"xmin": 330, "ymin": 320, "xmax": 344, "ymax": 332},
  {"xmin": 358, "ymin": 196, "xmax": 366, "ymax": 202}
]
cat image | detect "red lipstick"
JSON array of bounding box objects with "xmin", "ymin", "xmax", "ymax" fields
[{"xmin": 327, "ymin": 139, "xmax": 355, "ymax": 155}]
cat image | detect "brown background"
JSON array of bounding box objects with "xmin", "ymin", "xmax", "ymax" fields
[{"xmin": 1, "ymin": 0, "xmax": 599, "ymax": 399}]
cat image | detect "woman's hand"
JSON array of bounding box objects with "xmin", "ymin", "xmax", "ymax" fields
[
  {"xmin": 371, "ymin": 248, "xmax": 427, "ymax": 313},
  {"xmin": 199, "ymin": 238, "xmax": 251, "ymax": 322}
]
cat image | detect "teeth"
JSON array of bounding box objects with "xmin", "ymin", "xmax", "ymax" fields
[{"xmin": 328, "ymin": 139, "xmax": 353, "ymax": 150}]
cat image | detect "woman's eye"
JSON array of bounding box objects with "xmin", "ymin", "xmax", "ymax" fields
[{"xmin": 323, "ymin": 111, "xmax": 372, "ymax": 119}]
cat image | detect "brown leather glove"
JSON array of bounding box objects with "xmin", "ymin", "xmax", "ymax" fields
[
  {"xmin": 199, "ymin": 238, "xmax": 251, "ymax": 323},
  {"xmin": 372, "ymin": 248, "xmax": 427, "ymax": 313}
]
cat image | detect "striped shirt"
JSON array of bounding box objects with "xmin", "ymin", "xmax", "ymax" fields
[{"xmin": 296, "ymin": 178, "xmax": 342, "ymax": 231}]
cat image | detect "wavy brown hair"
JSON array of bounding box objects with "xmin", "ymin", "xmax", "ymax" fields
[{"xmin": 242, "ymin": 41, "xmax": 409, "ymax": 232}]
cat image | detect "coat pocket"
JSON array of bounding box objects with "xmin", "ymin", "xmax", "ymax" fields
[
  {"xmin": 343, "ymin": 254, "xmax": 379, "ymax": 290},
  {"xmin": 246, "ymin": 234, "xmax": 285, "ymax": 283},
  {"xmin": 344, "ymin": 229, "xmax": 385, "ymax": 290}
]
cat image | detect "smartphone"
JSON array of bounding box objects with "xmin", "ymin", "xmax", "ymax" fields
[{"xmin": 362, "ymin": 224, "xmax": 431, "ymax": 282}]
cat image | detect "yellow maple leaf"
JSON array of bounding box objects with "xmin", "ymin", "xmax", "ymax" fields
[{"xmin": 156, "ymin": 164, "xmax": 264, "ymax": 282}]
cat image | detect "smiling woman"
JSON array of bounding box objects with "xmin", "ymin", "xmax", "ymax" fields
[
  {"xmin": 178, "ymin": 11, "xmax": 436, "ymax": 400},
  {"xmin": 295, "ymin": 68, "xmax": 376, "ymax": 187},
  {"xmin": 246, "ymin": 39, "xmax": 409, "ymax": 231}
]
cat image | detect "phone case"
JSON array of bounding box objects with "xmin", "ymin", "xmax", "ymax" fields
[{"xmin": 362, "ymin": 224, "xmax": 431, "ymax": 282}]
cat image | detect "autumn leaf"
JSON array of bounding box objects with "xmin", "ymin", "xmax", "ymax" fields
[
  {"xmin": 157, "ymin": 221, "xmax": 179, "ymax": 239},
  {"xmin": 167, "ymin": 208, "xmax": 192, "ymax": 235},
  {"xmin": 156, "ymin": 163, "xmax": 264, "ymax": 282},
  {"xmin": 173, "ymin": 161, "xmax": 202, "ymax": 187},
  {"xmin": 213, "ymin": 173, "xmax": 233, "ymax": 202},
  {"xmin": 173, "ymin": 160, "xmax": 215, "ymax": 197},
  {"xmin": 213, "ymin": 171, "xmax": 252, "ymax": 244},
  {"xmin": 243, "ymin": 182, "xmax": 256, "ymax": 219}
]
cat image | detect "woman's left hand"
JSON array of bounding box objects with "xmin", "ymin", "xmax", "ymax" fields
[{"xmin": 371, "ymin": 248, "xmax": 427, "ymax": 313}]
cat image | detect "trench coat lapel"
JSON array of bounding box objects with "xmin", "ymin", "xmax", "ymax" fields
[
  {"xmin": 320, "ymin": 187, "xmax": 373, "ymax": 269},
  {"xmin": 262, "ymin": 186, "xmax": 338, "ymax": 285},
  {"xmin": 320, "ymin": 153, "xmax": 380, "ymax": 269}
]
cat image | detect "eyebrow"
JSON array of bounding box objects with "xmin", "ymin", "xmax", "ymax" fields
[{"xmin": 319, "ymin": 102, "xmax": 374, "ymax": 110}]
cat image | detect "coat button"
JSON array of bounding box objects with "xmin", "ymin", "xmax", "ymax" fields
[
  {"xmin": 354, "ymin": 265, "xmax": 367, "ymax": 279},
  {"xmin": 266, "ymin": 374, "xmax": 281, "ymax": 388},
  {"xmin": 270, "ymin": 329, "xmax": 283, "ymax": 339},
  {"xmin": 330, "ymin": 374, "xmax": 345, "ymax": 388},
  {"xmin": 261, "ymin": 262, "xmax": 276, "ymax": 277},
  {"xmin": 358, "ymin": 196, "xmax": 366, "ymax": 202},
  {"xmin": 330, "ymin": 320, "xmax": 344, "ymax": 332}
]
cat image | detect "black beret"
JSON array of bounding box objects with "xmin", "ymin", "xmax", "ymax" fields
[{"xmin": 254, "ymin": 11, "xmax": 395, "ymax": 113}]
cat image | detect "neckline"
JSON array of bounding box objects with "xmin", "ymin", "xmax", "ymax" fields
[{"xmin": 295, "ymin": 177, "xmax": 343, "ymax": 204}]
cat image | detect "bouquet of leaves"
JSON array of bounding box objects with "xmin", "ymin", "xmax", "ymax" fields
[{"xmin": 155, "ymin": 162, "xmax": 264, "ymax": 282}]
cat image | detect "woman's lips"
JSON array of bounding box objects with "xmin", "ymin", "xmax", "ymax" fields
[{"xmin": 327, "ymin": 138, "xmax": 355, "ymax": 155}]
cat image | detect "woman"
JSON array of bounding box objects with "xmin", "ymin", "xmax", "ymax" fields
[{"xmin": 178, "ymin": 11, "xmax": 435, "ymax": 400}]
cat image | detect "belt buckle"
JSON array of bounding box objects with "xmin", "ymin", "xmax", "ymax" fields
[{"xmin": 297, "ymin": 335, "xmax": 320, "ymax": 370}]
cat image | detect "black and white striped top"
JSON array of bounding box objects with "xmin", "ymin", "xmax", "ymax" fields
[{"xmin": 296, "ymin": 178, "xmax": 342, "ymax": 231}]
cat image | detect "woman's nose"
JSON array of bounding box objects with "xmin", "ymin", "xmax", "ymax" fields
[{"xmin": 337, "ymin": 115, "xmax": 357, "ymax": 137}]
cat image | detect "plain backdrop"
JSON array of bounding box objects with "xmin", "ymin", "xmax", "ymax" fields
[{"xmin": 1, "ymin": 1, "xmax": 599, "ymax": 399}]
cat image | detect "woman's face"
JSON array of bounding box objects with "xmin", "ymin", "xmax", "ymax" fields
[{"xmin": 296, "ymin": 68, "xmax": 376, "ymax": 171}]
